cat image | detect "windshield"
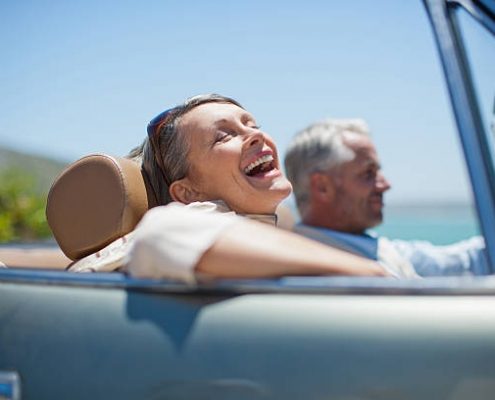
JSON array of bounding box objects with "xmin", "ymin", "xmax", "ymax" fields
[{"xmin": 454, "ymin": 6, "xmax": 495, "ymax": 172}]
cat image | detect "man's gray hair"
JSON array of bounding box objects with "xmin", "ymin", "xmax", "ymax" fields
[{"xmin": 284, "ymin": 118, "xmax": 369, "ymax": 214}]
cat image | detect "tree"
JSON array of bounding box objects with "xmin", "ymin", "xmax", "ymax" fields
[{"xmin": 0, "ymin": 168, "xmax": 52, "ymax": 242}]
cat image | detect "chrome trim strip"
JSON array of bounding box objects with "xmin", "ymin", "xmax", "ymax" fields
[{"xmin": 2, "ymin": 268, "xmax": 495, "ymax": 296}]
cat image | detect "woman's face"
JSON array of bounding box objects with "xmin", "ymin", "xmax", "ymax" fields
[{"xmin": 175, "ymin": 102, "xmax": 292, "ymax": 214}]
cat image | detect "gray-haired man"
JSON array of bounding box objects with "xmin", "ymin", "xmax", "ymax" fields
[{"xmin": 284, "ymin": 119, "xmax": 487, "ymax": 277}]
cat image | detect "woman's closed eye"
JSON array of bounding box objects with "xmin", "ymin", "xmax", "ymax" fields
[
  {"xmin": 214, "ymin": 130, "xmax": 236, "ymax": 144},
  {"xmin": 213, "ymin": 122, "xmax": 261, "ymax": 145}
]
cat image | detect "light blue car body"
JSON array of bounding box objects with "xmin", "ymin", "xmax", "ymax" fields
[{"xmin": 1, "ymin": 0, "xmax": 495, "ymax": 399}]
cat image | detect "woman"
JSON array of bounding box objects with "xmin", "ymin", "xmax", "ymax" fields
[{"xmin": 121, "ymin": 94, "xmax": 391, "ymax": 281}]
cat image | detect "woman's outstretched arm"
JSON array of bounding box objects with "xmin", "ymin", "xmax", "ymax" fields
[
  {"xmin": 196, "ymin": 218, "xmax": 387, "ymax": 278},
  {"xmin": 127, "ymin": 204, "xmax": 388, "ymax": 281}
]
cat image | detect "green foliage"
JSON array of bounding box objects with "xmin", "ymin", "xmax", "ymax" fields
[{"xmin": 0, "ymin": 168, "xmax": 52, "ymax": 242}]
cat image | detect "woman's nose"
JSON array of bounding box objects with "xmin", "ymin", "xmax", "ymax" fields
[{"xmin": 245, "ymin": 130, "xmax": 265, "ymax": 148}]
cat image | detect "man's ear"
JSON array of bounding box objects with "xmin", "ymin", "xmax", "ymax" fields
[
  {"xmin": 309, "ymin": 172, "xmax": 335, "ymax": 201},
  {"xmin": 169, "ymin": 178, "xmax": 203, "ymax": 204}
]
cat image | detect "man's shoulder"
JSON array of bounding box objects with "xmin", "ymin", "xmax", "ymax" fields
[
  {"xmin": 295, "ymin": 224, "xmax": 377, "ymax": 241},
  {"xmin": 294, "ymin": 224, "xmax": 378, "ymax": 259}
]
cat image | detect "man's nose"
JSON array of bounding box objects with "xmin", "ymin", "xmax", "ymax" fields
[{"xmin": 376, "ymin": 172, "xmax": 391, "ymax": 192}]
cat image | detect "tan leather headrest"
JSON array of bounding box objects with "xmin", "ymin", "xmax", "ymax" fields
[{"xmin": 46, "ymin": 154, "xmax": 149, "ymax": 261}]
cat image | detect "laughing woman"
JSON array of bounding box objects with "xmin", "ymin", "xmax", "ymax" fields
[
  {"xmin": 64, "ymin": 94, "xmax": 391, "ymax": 281},
  {"xmin": 114, "ymin": 94, "xmax": 392, "ymax": 282}
]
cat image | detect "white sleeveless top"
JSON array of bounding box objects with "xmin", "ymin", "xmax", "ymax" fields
[{"xmin": 68, "ymin": 201, "xmax": 275, "ymax": 283}]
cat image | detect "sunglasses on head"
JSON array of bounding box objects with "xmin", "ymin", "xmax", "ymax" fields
[
  {"xmin": 146, "ymin": 107, "xmax": 179, "ymax": 188},
  {"xmin": 147, "ymin": 107, "xmax": 178, "ymax": 139}
]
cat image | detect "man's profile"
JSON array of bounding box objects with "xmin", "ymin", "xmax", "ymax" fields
[{"xmin": 284, "ymin": 119, "xmax": 487, "ymax": 277}]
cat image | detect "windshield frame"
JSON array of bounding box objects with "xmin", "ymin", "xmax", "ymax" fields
[{"xmin": 424, "ymin": 0, "xmax": 495, "ymax": 273}]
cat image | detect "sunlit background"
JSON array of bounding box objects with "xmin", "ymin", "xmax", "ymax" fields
[{"xmin": 2, "ymin": 0, "xmax": 491, "ymax": 243}]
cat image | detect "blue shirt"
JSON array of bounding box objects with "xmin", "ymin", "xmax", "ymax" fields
[{"xmin": 294, "ymin": 224, "xmax": 488, "ymax": 277}]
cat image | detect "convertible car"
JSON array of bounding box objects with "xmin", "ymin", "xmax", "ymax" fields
[{"xmin": 1, "ymin": 0, "xmax": 495, "ymax": 399}]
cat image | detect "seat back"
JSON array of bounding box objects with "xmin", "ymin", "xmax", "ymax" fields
[{"xmin": 46, "ymin": 154, "xmax": 151, "ymax": 261}]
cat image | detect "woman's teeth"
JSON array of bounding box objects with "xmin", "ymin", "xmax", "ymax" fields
[{"xmin": 244, "ymin": 154, "xmax": 274, "ymax": 175}]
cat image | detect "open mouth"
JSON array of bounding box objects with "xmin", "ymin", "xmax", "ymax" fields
[
  {"xmin": 369, "ymin": 195, "xmax": 384, "ymax": 207},
  {"xmin": 244, "ymin": 154, "xmax": 276, "ymax": 177}
]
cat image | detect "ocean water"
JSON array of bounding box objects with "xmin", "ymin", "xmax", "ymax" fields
[{"xmin": 375, "ymin": 203, "xmax": 480, "ymax": 245}]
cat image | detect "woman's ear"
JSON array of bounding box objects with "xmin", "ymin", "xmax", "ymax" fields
[{"xmin": 169, "ymin": 178, "xmax": 203, "ymax": 204}]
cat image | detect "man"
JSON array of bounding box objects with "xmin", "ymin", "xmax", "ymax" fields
[{"xmin": 284, "ymin": 119, "xmax": 487, "ymax": 277}]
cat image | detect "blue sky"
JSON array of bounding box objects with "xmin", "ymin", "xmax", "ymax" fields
[{"xmin": 0, "ymin": 0, "xmax": 489, "ymax": 204}]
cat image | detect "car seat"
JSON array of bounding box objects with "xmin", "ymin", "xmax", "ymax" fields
[{"xmin": 46, "ymin": 154, "xmax": 154, "ymax": 261}]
